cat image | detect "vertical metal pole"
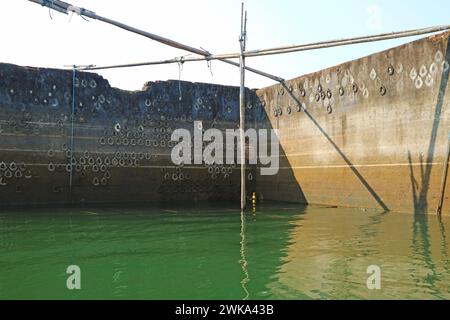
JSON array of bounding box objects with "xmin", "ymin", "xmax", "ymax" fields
[
  {"xmin": 239, "ymin": 3, "xmax": 247, "ymax": 212},
  {"xmin": 437, "ymin": 132, "xmax": 450, "ymax": 216}
]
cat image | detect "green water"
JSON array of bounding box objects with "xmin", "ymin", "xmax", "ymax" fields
[{"xmin": 0, "ymin": 204, "xmax": 450, "ymax": 300}]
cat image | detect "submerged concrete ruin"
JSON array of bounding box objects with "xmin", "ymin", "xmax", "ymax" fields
[{"xmin": 1, "ymin": 32, "xmax": 450, "ymax": 214}]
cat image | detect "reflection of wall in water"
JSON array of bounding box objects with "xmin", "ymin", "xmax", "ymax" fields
[{"xmin": 268, "ymin": 208, "xmax": 450, "ymax": 299}]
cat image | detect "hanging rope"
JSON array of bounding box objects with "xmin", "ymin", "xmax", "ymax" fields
[
  {"xmin": 176, "ymin": 56, "xmax": 184, "ymax": 101},
  {"xmin": 48, "ymin": 0, "xmax": 54, "ymax": 19},
  {"xmin": 200, "ymin": 47, "xmax": 214, "ymax": 77},
  {"xmin": 41, "ymin": 0, "xmax": 56, "ymax": 19},
  {"xmin": 207, "ymin": 60, "xmax": 214, "ymax": 77}
]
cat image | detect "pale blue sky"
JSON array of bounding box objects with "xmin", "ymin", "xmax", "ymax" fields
[{"xmin": 1, "ymin": 0, "xmax": 449, "ymax": 90}]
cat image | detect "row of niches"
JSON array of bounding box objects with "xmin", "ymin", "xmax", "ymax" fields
[
  {"xmin": 100, "ymin": 120, "xmax": 174, "ymax": 149},
  {"xmin": 0, "ymin": 161, "xmax": 33, "ymax": 186},
  {"xmin": 0, "ymin": 111, "xmax": 194, "ymax": 137},
  {"xmin": 270, "ymin": 51, "xmax": 450, "ymax": 117},
  {"xmin": 0, "ymin": 96, "xmax": 253, "ymax": 126},
  {"xmin": 50, "ymin": 138, "xmax": 240, "ymax": 165},
  {"xmin": 0, "ymin": 158, "xmax": 254, "ymax": 189},
  {"xmin": 48, "ymin": 148, "xmax": 152, "ymax": 164},
  {"xmin": 160, "ymin": 163, "xmax": 249, "ymax": 182},
  {"xmin": 1, "ymin": 165, "xmax": 249, "ymax": 189},
  {"xmin": 0, "ymin": 113, "xmax": 226, "ymax": 146},
  {"xmin": 1, "ymin": 82, "xmax": 256, "ymax": 124},
  {"xmin": 98, "ymin": 134, "xmax": 175, "ymax": 149},
  {"xmin": 0, "ymin": 92, "xmax": 258, "ymax": 130}
]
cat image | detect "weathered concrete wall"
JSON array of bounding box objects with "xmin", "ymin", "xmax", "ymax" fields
[
  {"xmin": 0, "ymin": 63, "xmax": 259, "ymax": 207},
  {"xmin": 2, "ymin": 32, "xmax": 450, "ymax": 214},
  {"xmin": 256, "ymin": 32, "xmax": 450, "ymax": 214}
]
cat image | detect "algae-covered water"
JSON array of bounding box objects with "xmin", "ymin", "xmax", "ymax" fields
[{"xmin": 0, "ymin": 204, "xmax": 449, "ymax": 300}]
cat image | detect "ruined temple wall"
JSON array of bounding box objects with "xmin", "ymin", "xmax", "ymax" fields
[{"xmin": 256, "ymin": 32, "xmax": 450, "ymax": 214}]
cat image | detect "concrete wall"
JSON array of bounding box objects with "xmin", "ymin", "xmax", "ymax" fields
[
  {"xmin": 256, "ymin": 32, "xmax": 450, "ymax": 215},
  {"xmin": 2, "ymin": 32, "xmax": 450, "ymax": 214},
  {"xmin": 0, "ymin": 63, "xmax": 257, "ymax": 207}
]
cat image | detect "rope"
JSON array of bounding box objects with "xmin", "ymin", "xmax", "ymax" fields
[
  {"xmin": 49, "ymin": 0, "xmax": 54, "ymax": 19},
  {"xmin": 176, "ymin": 57, "xmax": 184, "ymax": 101},
  {"xmin": 200, "ymin": 46, "xmax": 214, "ymax": 77},
  {"xmin": 207, "ymin": 60, "xmax": 214, "ymax": 77},
  {"xmin": 44, "ymin": 0, "xmax": 55, "ymax": 19}
]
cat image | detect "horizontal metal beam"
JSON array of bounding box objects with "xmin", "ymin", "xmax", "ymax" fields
[
  {"xmin": 244, "ymin": 25, "xmax": 450, "ymax": 58},
  {"xmin": 81, "ymin": 25, "xmax": 450, "ymax": 73}
]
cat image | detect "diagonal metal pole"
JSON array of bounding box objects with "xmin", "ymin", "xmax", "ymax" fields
[
  {"xmin": 27, "ymin": 0, "xmax": 284, "ymax": 83},
  {"xmin": 28, "ymin": 1, "xmax": 448, "ymax": 84}
]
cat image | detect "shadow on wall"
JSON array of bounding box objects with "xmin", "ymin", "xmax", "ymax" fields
[
  {"xmin": 253, "ymin": 94, "xmax": 307, "ymax": 205},
  {"xmin": 408, "ymin": 38, "xmax": 450, "ymax": 294},
  {"xmin": 408, "ymin": 39, "xmax": 450, "ymax": 215},
  {"xmin": 405, "ymin": 40, "xmax": 450, "ymax": 296},
  {"xmin": 255, "ymin": 85, "xmax": 389, "ymax": 212}
]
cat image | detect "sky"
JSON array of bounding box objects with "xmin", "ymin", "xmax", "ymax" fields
[{"xmin": 1, "ymin": 0, "xmax": 449, "ymax": 91}]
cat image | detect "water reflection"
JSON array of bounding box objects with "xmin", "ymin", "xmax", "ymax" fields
[
  {"xmin": 271, "ymin": 206, "xmax": 450, "ymax": 299},
  {"xmin": 239, "ymin": 211, "xmax": 250, "ymax": 300},
  {"xmin": 411, "ymin": 213, "xmax": 438, "ymax": 297},
  {"xmin": 0, "ymin": 205, "xmax": 449, "ymax": 300}
]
